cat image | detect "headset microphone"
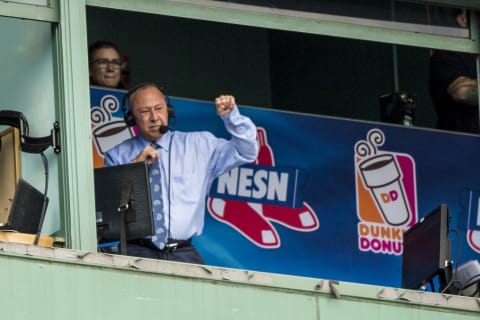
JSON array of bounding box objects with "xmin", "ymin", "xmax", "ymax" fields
[{"xmin": 159, "ymin": 125, "xmax": 170, "ymax": 134}]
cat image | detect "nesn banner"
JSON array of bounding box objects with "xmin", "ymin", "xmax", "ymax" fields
[{"xmin": 91, "ymin": 86, "xmax": 480, "ymax": 288}]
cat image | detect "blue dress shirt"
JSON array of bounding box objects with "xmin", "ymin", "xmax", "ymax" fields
[{"xmin": 104, "ymin": 106, "xmax": 258, "ymax": 240}]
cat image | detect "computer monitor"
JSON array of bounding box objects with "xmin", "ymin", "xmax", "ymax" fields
[
  {"xmin": 94, "ymin": 162, "xmax": 154, "ymax": 254},
  {"xmin": 402, "ymin": 204, "xmax": 452, "ymax": 291},
  {"xmin": 4, "ymin": 178, "xmax": 48, "ymax": 235}
]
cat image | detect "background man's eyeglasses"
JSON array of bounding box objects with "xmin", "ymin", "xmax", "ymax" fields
[{"xmin": 91, "ymin": 58, "xmax": 122, "ymax": 69}]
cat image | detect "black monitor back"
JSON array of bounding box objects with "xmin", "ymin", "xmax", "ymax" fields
[
  {"xmin": 6, "ymin": 178, "xmax": 47, "ymax": 234},
  {"xmin": 94, "ymin": 162, "xmax": 154, "ymax": 242},
  {"xmin": 402, "ymin": 204, "xmax": 451, "ymax": 290}
]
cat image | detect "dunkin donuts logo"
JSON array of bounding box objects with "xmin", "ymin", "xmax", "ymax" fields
[
  {"xmin": 90, "ymin": 93, "xmax": 135, "ymax": 168},
  {"xmin": 354, "ymin": 129, "xmax": 418, "ymax": 255}
]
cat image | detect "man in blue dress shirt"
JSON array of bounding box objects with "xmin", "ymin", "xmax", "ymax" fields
[{"xmin": 104, "ymin": 83, "xmax": 259, "ymax": 263}]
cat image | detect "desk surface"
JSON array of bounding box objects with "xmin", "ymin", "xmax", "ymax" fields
[{"xmin": 0, "ymin": 231, "xmax": 54, "ymax": 247}]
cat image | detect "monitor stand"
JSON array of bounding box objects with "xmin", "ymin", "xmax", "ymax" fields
[
  {"xmin": 117, "ymin": 185, "xmax": 136, "ymax": 255},
  {"xmin": 439, "ymin": 263, "xmax": 456, "ymax": 294}
]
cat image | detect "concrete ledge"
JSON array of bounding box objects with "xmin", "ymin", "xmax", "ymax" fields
[{"xmin": 0, "ymin": 241, "xmax": 479, "ymax": 319}]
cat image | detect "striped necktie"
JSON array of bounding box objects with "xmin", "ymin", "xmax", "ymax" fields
[{"xmin": 149, "ymin": 143, "xmax": 167, "ymax": 249}]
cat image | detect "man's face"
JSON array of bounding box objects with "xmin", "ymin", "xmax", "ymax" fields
[
  {"xmin": 130, "ymin": 86, "xmax": 170, "ymax": 141},
  {"xmin": 89, "ymin": 48, "xmax": 122, "ymax": 88}
]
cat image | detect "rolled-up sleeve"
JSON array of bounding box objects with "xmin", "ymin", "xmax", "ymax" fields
[
  {"xmin": 222, "ymin": 106, "xmax": 259, "ymax": 161},
  {"xmin": 208, "ymin": 107, "xmax": 258, "ymax": 178}
]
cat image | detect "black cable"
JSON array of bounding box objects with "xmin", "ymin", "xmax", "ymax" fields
[
  {"xmin": 34, "ymin": 151, "xmax": 49, "ymax": 245},
  {"xmin": 440, "ymin": 228, "xmax": 462, "ymax": 294},
  {"xmin": 167, "ymin": 131, "xmax": 174, "ymax": 240}
]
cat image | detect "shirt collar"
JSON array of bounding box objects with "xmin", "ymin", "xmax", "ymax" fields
[{"xmin": 138, "ymin": 130, "xmax": 173, "ymax": 151}]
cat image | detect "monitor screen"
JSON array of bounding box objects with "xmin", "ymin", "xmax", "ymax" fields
[
  {"xmin": 402, "ymin": 204, "xmax": 451, "ymax": 290},
  {"xmin": 94, "ymin": 162, "xmax": 154, "ymax": 243}
]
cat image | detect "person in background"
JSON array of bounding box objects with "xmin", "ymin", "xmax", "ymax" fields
[
  {"xmin": 103, "ymin": 83, "xmax": 259, "ymax": 264},
  {"xmin": 88, "ymin": 40, "xmax": 125, "ymax": 89},
  {"xmin": 429, "ymin": 9, "xmax": 478, "ymax": 134}
]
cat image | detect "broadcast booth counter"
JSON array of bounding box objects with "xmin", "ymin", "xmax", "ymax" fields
[
  {"xmin": 0, "ymin": 231, "xmax": 54, "ymax": 247},
  {"xmin": 0, "ymin": 127, "xmax": 61, "ymax": 248}
]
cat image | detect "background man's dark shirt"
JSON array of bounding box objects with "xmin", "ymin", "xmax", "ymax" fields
[{"xmin": 429, "ymin": 50, "xmax": 478, "ymax": 134}]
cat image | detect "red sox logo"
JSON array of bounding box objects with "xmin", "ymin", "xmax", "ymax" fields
[{"xmin": 207, "ymin": 127, "xmax": 319, "ymax": 248}]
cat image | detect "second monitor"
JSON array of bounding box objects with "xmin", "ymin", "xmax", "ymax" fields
[
  {"xmin": 94, "ymin": 162, "xmax": 154, "ymax": 254},
  {"xmin": 402, "ymin": 204, "xmax": 452, "ymax": 292}
]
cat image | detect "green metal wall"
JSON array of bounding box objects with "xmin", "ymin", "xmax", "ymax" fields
[{"xmin": 0, "ymin": 243, "xmax": 478, "ymax": 320}]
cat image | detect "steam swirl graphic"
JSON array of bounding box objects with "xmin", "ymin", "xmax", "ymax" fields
[
  {"xmin": 354, "ymin": 129, "xmax": 385, "ymax": 157},
  {"xmin": 91, "ymin": 107, "xmax": 107, "ymax": 123},
  {"xmin": 91, "ymin": 95, "xmax": 120, "ymax": 124},
  {"xmin": 367, "ymin": 129, "xmax": 384, "ymax": 149}
]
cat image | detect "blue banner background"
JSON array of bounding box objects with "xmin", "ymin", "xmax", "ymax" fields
[
  {"xmin": 91, "ymin": 87, "xmax": 480, "ymax": 288},
  {"xmin": 171, "ymin": 97, "xmax": 480, "ymax": 288}
]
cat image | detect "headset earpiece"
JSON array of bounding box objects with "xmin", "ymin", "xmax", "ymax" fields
[
  {"xmin": 167, "ymin": 102, "xmax": 176, "ymax": 121},
  {"xmin": 121, "ymin": 90, "xmax": 136, "ymax": 127},
  {"xmin": 124, "ymin": 110, "xmax": 135, "ymax": 127}
]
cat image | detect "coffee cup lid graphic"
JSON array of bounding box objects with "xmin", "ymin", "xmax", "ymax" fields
[{"xmin": 359, "ymin": 154, "xmax": 400, "ymax": 188}]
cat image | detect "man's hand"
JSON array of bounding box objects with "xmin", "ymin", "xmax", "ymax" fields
[
  {"xmin": 215, "ymin": 95, "xmax": 236, "ymax": 117},
  {"xmin": 447, "ymin": 76, "xmax": 479, "ymax": 106},
  {"xmin": 131, "ymin": 144, "xmax": 159, "ymax": 165}
]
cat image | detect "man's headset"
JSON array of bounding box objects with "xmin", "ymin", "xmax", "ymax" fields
[{"xmin": 121, "ymin": 82, "xmax": 176, "ymax": 132}]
